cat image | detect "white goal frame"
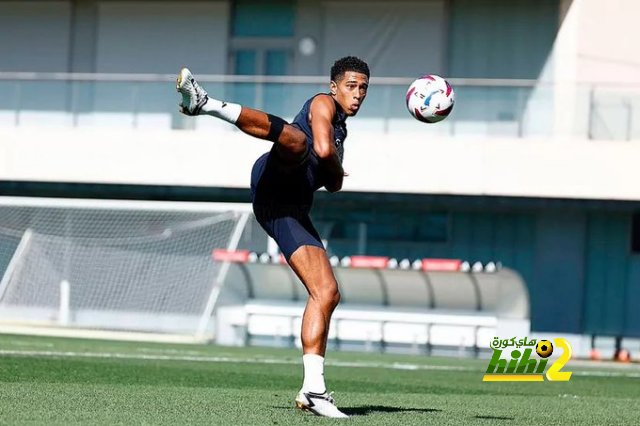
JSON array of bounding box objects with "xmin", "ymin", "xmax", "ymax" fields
[{"xmin": 0, "ymin": 196, "xmax": 253, "ymax": 344}]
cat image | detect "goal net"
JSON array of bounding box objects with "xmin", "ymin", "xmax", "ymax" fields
[{"xmin": 0, "ymin": 197, "xmax": 253, "ymax": 343}]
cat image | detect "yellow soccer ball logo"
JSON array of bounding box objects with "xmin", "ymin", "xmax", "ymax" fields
[{"xmin": 536, "ymin": 340, "xmax": 554, "ymax": 358}]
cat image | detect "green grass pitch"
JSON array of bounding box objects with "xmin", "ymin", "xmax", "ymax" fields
[{"xmin": 0, "ymin": 334, "xmax": 639, "ymax": 425}]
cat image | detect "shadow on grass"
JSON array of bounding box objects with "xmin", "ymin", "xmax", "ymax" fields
[
  {"xmin": 273, "ymin": 405, "xmax": 440, "ymax": 416},
  {"xmin": 475, "ymin": 415, "xmax": 515, "ymax": 421},
  {"xmin": 341, "ymin": 406, "xmax": 440, "ymax": 416}
]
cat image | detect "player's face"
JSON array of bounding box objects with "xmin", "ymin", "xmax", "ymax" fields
[{"xmin": 331, "ymin": 72, "xmax": 369, "ymax": 116}]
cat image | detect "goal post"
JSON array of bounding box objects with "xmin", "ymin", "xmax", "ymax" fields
[{"xmin": 0, "ymin": 196, "xmax": 253, "ymax": 343}]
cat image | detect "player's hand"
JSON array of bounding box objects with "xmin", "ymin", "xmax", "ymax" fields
[
  {"xmin": 325, "ymin": 173, "xmax": 344, "ymax": 193},
  {"xmin": 325, "ymin": 183, "xmax": 341, "ymax": 193}
]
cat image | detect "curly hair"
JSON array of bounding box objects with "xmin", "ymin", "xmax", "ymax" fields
[{"xmin": 330, "ymin": 56, "xmax": 370, "ymax": 82}]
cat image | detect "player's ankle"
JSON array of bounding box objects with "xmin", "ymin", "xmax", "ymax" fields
[
  {"xmin": 200, "ymin": 97, "xmax": 241, "ymax": 124},
  {"xmin": 302, "ymin": 354, "xmax": 327, "ymax": 394}
]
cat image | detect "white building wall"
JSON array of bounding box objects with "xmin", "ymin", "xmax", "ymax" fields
[
  {"xmin": 573, "ymin": 0, "xmax": 640, "ymax": 85},
  {"xmin": 533, "ymin": 0, "xmax": 640, "ymax": 139},
  {"xmin": 1, "ymin": 0, "xmax": 639, "ymax": 200},
  {"xmin": 2, "ymin": 128, "xmax": 640, "ymax": 202}
]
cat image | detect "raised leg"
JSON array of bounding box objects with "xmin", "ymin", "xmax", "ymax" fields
[{"xmin": 177, "ymin": 68, "xmax": 307, "ymax": 163}]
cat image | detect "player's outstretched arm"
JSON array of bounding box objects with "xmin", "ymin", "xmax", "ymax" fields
[{"xmin": 309, "ymin": 95, "xmax": 344, "ymax": 193}]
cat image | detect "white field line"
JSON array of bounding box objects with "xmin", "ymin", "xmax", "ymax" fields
[
  {"xmin": 571, "ymin": 370, "xmax": 640, "ymax": 378},
  {"xmin": 0, "ymin": 349, "xmax": 469, "ymax": 372},
  {"xmin": 1, "ymin": 349, "xmax": 640, "ymax": 378}
]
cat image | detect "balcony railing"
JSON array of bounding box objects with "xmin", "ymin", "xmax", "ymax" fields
[{"xmin": 0, "ymin": 72, "xmax": 637, "ymax": 140}]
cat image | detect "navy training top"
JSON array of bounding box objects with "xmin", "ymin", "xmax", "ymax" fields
[
  {"xmin": 290, "ymin": 93, "xmax": 348, "ymax": 165},
  {"xmin": 250, "ymin": 94, "xmax": 349, "ymax": 212}
]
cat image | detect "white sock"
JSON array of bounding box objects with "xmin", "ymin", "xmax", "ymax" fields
[
  {"xmin": 201, "ymin": 97, "xmax": 242, "ymax": 124},
  {"xmin": 302, "ymin": 354, "xmax": 326, "ymax": 394}
]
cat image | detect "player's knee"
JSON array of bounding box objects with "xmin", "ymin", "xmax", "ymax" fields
[
  {"xmin": 287, "ymin": 133, "xmax": 308, "ymax": 157},
  {"xmin": 330, "ymin": 288, "xmax": 341, "ymax": 309},
  {"xmin": 281, "ymin": 127, "xmax": 307, "ymax": 158},
  {"xmin": 314, "ymin": 283, "xmax": 340, "ymax": 309}
]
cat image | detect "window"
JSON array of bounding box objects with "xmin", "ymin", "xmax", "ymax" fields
[
  {"xmin": 232, "ymin": 0, "xmax": 295, "ymax": 38},
  {"xmin": 229, "ymin": 1, "xmax": 295, "ymax": 113}
]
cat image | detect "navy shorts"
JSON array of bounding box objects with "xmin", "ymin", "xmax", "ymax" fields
[{"xmin": 250, "ymin": 146, "xmax": 325, "ymax": 261}]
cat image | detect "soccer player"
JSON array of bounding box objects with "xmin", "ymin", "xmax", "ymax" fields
[{"xmin": 177, "ymin": 56, "xmax": 369, "ymax": 418}]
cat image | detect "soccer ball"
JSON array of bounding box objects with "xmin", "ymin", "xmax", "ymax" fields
[
  {"xmin": 536, "ymin": 340, "xmax": 554, "ymax": 358},
  {"xmin": 406, "ymin": 75, "xmax": 455, "ymax": 123}
]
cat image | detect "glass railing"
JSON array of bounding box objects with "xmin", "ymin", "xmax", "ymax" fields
[{"xmin": 0, "ymin": 73, "xmax": 638, "ymax": 140}]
